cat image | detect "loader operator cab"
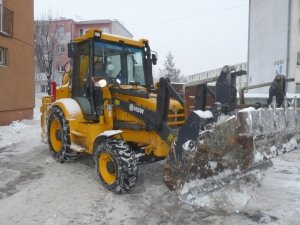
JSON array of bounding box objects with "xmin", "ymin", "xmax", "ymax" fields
[{"xmin": 67, "ymin": 30, "xmax": 156, "ymax": 121}]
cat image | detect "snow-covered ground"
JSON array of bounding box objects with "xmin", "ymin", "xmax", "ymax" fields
[{"xmin": 0, "ymin": 93, "xmax": 300, "ymax": 225}]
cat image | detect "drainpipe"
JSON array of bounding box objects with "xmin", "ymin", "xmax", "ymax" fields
[
  {"xmin": 286, "ymin": 0, "xmax": 292, "ymax": 91},
  {"xmin": 247, "ymin": 0, "xmax": 251, "ymax": 88}
]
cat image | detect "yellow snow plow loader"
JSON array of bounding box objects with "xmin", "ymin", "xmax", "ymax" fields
[{"xmin": 40, "ymin": 29, "xmax": 300, "ymax": 194}]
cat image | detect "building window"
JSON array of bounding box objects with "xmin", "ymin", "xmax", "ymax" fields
[
  {"xmin": 0, "ymin": 46, "xmax": 7, "ymax": 66},
  {"xmin": 56, "ymin": 44, "xmax": 65, "ymax": 53},
  {"xmin": 57, "ymin": 65, "xmax": 64, "ymax": 72},
  {"xmin": 41, "ymin": 85, "xmax": 48, "ymax": 93},
  {"xmin": 57, "ymin": 25, "xmax": 64, "ymax": 35},
  {"xmin": 296, "ymin": 83, "xmax": 300, "ymax": 93},
  {"xmin": 79, "ymin": 28, "xmax": 88, "ymax": 37},
  {"xmin": 0, "ymin": 3, "xmax": 13, "ymax": 36},
  {"xmin": 297, "ymin": 52, "xmax": 300, "ymax": 66}
]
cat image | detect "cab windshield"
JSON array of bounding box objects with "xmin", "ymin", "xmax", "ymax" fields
[{"xmin": 93, "ymin": 41, "xmax": 145, "ymax": 85}]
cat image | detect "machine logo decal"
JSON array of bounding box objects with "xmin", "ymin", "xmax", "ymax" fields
[{"xmin": 129, "ymin": 104, "xmax": 144, "ymax": 114}]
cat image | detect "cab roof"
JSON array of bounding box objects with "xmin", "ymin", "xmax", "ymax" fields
[{"xmin": 73, "ymin": 29, "xmax": 148, "ymax": 48}]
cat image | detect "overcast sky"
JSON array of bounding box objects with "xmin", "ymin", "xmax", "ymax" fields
[{"xmin": 34, "ymin": 0, "xmax": 249, "ymax": 78}]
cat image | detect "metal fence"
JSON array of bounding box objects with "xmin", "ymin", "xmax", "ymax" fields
[{"xmin": 0, "ymin": 4, "xmax": 13, "ymax": 36}]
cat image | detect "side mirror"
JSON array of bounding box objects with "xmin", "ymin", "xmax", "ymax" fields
[
  {"xmin": 68, "ymin": 43, "xmax": 79, "ymax": 58},
  {"xmin": 152, "ymin": 53, "xmax": 157, "ymax": 65},
  {"xmin": 63, "ymin": 61, "xmax": 71, "ymax": 73}
]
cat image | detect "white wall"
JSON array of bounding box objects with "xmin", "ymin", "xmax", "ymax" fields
[
  {"xmin": 111, "ymin": 21, "xmax": 133, "ymax": 38},
  {"xmin": 248, "ymin": 0, "xmax": 289, "ymax": 93},
  {"xmin": 287, "ymin": 0, "xmax": 300, "ymax": 93}
]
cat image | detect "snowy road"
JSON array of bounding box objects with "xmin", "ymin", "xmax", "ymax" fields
[{"xmin": 0, "ymin": 94, "xmax": 300, "ymax": 225}]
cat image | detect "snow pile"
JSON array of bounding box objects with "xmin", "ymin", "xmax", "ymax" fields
[
  {"xmin": 0, "ymin": 120, "xmax": 30, "ymax": 150},
  {"xmin": 194, "ymin": 110, "xmax": 213, "ymax": 118},
  {"xmin": 179, "ymin": 171, "xmax": 263, "ymax": 213},
  {"xmin": 238, "ymin": 107, "xmax": 256, "ymax": 112},
  {"xmin": 256, "ymin": 138, "xmax": 299, "ymax": 162},
  {"xmin": 0, "ymin": 119, "xmax": 41, "ymax": 155},
  {"xmin": 282, "ymin": 138, "xmax": 298, "ymax": 152},
  {"xmin": 255, "ymin": 152, "xmax": 264, "ymax": 162},
  {"xmin": 215, "ymin": 114, "xmax": 235, "ymax": 126},
  {"xmin": 0, "ymin": 93, "xmax": 44, "ymax": 152}
]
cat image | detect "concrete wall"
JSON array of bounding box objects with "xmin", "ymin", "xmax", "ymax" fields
[
  {"xmin": 248, "ymin": 0, "xmax": 289, "ymax": 93},
  {"xmin": 287, "ymin": 0, "xmax": 300, "ymax": 92},
  {"xmin": 0, "ymin": 0, "xmax": 34, "ymax": 125},
  {"xmin": 248, "ymin": 0, "xmax": 300, "ymax": 94}
]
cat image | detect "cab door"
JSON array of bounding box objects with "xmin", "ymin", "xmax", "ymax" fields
[{"xmin": 70, "ymin": 40, "xmax": 98, "ymax": 121}]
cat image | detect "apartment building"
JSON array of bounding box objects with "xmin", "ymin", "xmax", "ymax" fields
[
  {"xmin": 0, "ymin": 0, "xmax": 34, "ymax": 125},
  {"xmin": 248, "ymin": 0, "xmax": 300, "ymax": 93},
  {"xmin": 35, "ymin": 19, "xmax": 133, "ymax": 92}
]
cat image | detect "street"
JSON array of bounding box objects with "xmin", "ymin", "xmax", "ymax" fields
[{"xmin": 0, "ymin": 94, "xmax": 300, "ymax": 225}]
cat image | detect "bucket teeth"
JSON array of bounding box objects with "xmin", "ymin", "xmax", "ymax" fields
[{"xmin": 163, "ymin": 107, "xmax": 300, "ymax": 191}]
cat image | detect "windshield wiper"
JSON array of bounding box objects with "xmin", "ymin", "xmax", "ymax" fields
[
  {"xmin": 129, "ymin": 53, "xmax": 137, "ymax": 64},
  {"xmin": 121, "ymin": 44, "xmax": 137, "ymax": 64}
]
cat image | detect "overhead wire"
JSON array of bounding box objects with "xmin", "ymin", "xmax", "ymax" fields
[{"xmin": 128, "ymin": 3, "xmax": 248, "ymax": 26}]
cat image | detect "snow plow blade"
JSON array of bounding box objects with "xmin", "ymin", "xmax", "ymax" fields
[{"xmin": 163, "ymin": 105, "xmax": 300, "ymax": 191}]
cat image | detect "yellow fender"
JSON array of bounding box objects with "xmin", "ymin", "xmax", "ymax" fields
[
  {"xmin": 98, "ymin": 130, "xmax": 123, "ymax": 138},
  {"xmin": 93, "ymin": 130, "xmax": 124, "ymax": 151},
  {"xmin": 51, "ymin": 98, "xmax": 84, "ymax": 121}
]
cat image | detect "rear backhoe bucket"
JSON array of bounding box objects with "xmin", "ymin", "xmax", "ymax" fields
[{"xmin": 163, "ymin": 105, "xmax": 300, "ymax": 193}]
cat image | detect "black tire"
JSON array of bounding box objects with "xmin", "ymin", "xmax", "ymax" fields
[
  {"xmin": 47, "ymin": 106, "xmax": 80, "ymax": 162},
  {"xmin": 94, "ymin": 138, "xmax": 138, "ymax": 194}
]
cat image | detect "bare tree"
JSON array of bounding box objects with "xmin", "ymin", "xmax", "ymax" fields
[
  {"xmin": 34, "ymin": 13, "xmax": 64, "ymax": 94},
  {"xmin": 159, "ymin": 52, "xmax": 185, "ymax": 82}
]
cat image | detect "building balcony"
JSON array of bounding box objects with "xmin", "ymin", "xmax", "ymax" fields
[{"xmin": 0, "ymin": 4, "xmax": 13, "ymax": 37}]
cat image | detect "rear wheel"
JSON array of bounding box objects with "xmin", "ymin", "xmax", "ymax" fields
[
  {"xmin": 47, "ymin": 107, "xmax": 80, "ymax": 162},
  {"xmin": 94, "ymin": 139, "xmax": 138, "ymax": 194}
]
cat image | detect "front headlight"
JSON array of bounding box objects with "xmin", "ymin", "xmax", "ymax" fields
[
  {"xmin": 95, "ymin": 79, "xmax": 107, "ymax": 88},
  {"xmin": 171, "ymin": 105, "xmax": 177, "ymax": 113},
  {"xmin": 94, "ymin": 31, "xmax": 101, "ymax": 38}
]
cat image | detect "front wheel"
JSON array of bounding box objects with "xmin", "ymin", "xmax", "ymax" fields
[
  {"xmin": 94, "ymin": 139, "xmax": 138, "ymax": 194},
  {"xmin": 47, "ymin": 106, "xmax": 80, "ymax": 162}
]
